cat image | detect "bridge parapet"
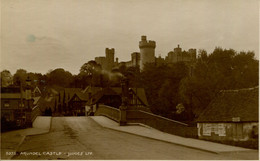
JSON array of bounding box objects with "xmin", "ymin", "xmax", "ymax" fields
[
  {"xmin": 94, "ymin": 105, "xmax": 197, "ymax": 138},
  {"xmin": 126, "ymin": 110, "xmax": 197, "ymax": 138},
  {"xmin": 94, "ymin": 105, "xmax": 120, "ymax": 122}
]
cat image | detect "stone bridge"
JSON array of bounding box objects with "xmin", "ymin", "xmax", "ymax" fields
[{"xmin": 94, "ymin": 104, "xmax": 198, "ymax": 138}]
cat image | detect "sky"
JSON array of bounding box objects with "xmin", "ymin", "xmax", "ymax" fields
[{"xmin": 1, "ymin": 0, "xmax": 259, "ymax": 75}]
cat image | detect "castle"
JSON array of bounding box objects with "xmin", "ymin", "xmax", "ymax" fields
[
  {"xmin": 95, "ymin": 48, "xmax": 115, "ymax": 71},
  {"xmin": 165, "ymin": 45, "xmax": 196, "ymax": 63},
  {"xmin": 94, "ymin": 36, "xmax": 197, "ymax": 71}
]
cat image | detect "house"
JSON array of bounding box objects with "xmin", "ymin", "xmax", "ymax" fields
[
  {"xmin": 88, "ymin": 87, "xmax": 122, "ymax": 108},
  {"xmin": 1, "ymin": 86, "xmax": 34, "ymax": 127},
  {"xmin": 67, "ymin": 92, "xmax": 89, "ymax": 116},
  {"xmin": 32, "ymin": 86, "xmax": 42, "ymax": 97},
  {"xmin": 197, "ymin": 87, "xmax": 258, "ymax": 141},
  {"xmin": 85, "ymin": 86, "xmax": 149, "ymax": 114},
  {"xmin": 55, "ymin": 88, "xmax": 83, "ymax": 115},
  {"xmin": 52, "ymin": 86, "xmax": 149, "ymax": 116}
]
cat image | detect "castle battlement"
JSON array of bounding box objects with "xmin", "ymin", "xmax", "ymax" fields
[
  {"xmin": 139, "ymin": 41, "xmax": 156, "ymax": 49},
  {"xmin": 139, "ymin": 36, "xmax": 156, "ymax": 49},
  {"xmin": 105, "ymin": 48, "xmax": 115, "ymax": 56}
]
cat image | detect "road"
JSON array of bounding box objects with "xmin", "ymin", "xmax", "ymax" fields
[{"xmin": 12, "ymin": 117, "xmax": 257, "ymax": 160}]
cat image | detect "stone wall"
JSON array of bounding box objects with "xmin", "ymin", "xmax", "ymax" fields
[
  {"xmin": 126, "ymin": 110, "xmax": 198, "ymax": 138},
  {"xmin": 94, "ymin": 105, "xmax": 120, "ymax": 122},
  {"xmin": 94, "ymin": 105, "xmax": 198, "ymax": 138}
]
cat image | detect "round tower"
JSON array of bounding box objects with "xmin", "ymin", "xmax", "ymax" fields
[{"xmin": 139, "ymin": 36, "xmax": 156, "ymax": 70}]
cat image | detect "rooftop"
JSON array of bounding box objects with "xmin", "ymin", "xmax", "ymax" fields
[{"xmin": 197, "ymin": 87, "xmax": 259, "ymax": 122}]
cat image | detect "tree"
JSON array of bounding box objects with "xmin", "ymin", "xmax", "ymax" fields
[
  {"xmin": 231, "ymin": 51, "xmax": 258, "ymax": 88},
  {"xmin": 1, "ymin": 70, "xmax": 13, "ymax": 87},
  {"xmin": 13, "ymin": 69, "xmax": 27, "ymax": 87},
  {"xmin": 46, "ymin": 68, "xmax": 73, "ymax": 87},
  {"xmin": 140, "ymin": 63, "xmax": 168, "ymax": 114},
  {"xmin": 179, "ymin": 48, "xmax": 259, "ymax": 118},
  {"xmin": 79, "ymin": 61, "xmax": 102, "ymax": 87},
  {"xmin": 140, "ymin": 62, "xmax": 189, "ymax": 116},
  {"xmin": 157, "ymin": 62, "xmax": 189, "ymax": 117},
  {"xmin": 118, "ymin": 66, "xmax": 137, "ymax": 88}
]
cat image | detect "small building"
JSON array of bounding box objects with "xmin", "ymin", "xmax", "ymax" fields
[
  {"xmin": 68, "ymin": 92, "xmax": 89, "ymax": 116},
  {"xmin": 83, "ymin": 86, "xmax": 149, "ymax": 114},
  {"xmin": 197, "ymin": 87, "xmax": 258, "ymax": 142},
  {"xmin": 55, "ymin": 88, "xmax": 83, "ymax": 115},
  {"xmin": 1, "ymin": 84, "xmax": 36, "ymax": 128},
  {"xmin": 1, "ymin": 86, "xmax": 28, "ymax": 122}
]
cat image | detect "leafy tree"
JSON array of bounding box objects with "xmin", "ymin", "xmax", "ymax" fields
[
  {"xmin": 1, "ymin": 70, "xmax": 13, "ymax": 87},
  {"xmin": 140, "ymin": 63, "xmax": 168, "ymax": 113},
  {"xmin": 157, "ymin": 62, "xmax": 189, "ymax": 117},
  {"xmin": 123, "ymin": 66, "xmax": 141, "ymax": 87},
  {"xmin": 140, "ymin": 62, "xmax": 189, "ymax": 116},
  {"xmin": 46, "ymin": 68, "xmax": 73, "ymax": 87},
  {"xmin": 13, "ymin": 69, "xmax": 28, "ymax": 87},
  {"xmin": 231, "ymin": 51, "xmax": 258, "ymax": 88},
  {"xmin": 79, "ymin": 60, "xmax": 102, "ymax": 87},
  {"xmin": 179, "ymin": 48, "xmax": 258, "ymax": 118}
]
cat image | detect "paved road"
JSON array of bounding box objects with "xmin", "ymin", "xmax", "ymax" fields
[{"xmin": 12, "ymin": 117, "xmax": 257, "ymax": 160}]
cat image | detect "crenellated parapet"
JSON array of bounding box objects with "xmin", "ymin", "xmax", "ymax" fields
[
  {"xmin": 139, "ymin": 41, "xmax": 156, "ymax": 49},
  {"xmin": 105, "ymin": 48, "xmax": 115, "ymax": 57},
  {"xmin": 139, "ymin": 36, "xmax": 156, "ymax": 49}
]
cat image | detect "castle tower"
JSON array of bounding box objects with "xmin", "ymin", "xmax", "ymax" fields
[
  {"xmin": 174, "ymin": 44, "xmax": 182, "ymax": 62},
  {"xmin": 131, "ymin": 52, "xmax": 140, "ymax": 67},
  {"xmin": 139, "ymin": 36, "xmax": 156, "ymax": 70},
  {"xmin": 188, "ymin": 48, "xmax": 197, "ymax": 60},
  {"xmin": 105, "ymin": 48, "xmax": 115, "ymax": 71}
]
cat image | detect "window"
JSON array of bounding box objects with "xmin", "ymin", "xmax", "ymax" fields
[
  {"xmin": 19, "ymin": 103, "xmax": 25, "ymax": 107},
  {"xmin": 4, "ymin": 101, "xmax": 10, "ymax": 107},
  {"xmin": 19, "ymin": 101, "xmax": 25, "ymax": 107}
]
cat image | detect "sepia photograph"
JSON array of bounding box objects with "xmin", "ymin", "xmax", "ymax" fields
[{"xmin": 1, "ymin": 0, "xmax": 259, "ymax": 160}]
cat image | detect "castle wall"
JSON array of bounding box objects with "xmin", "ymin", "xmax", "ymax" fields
[{"xmin": 95, "ymin": 57, "xmax": 106, "ymax": 68}]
